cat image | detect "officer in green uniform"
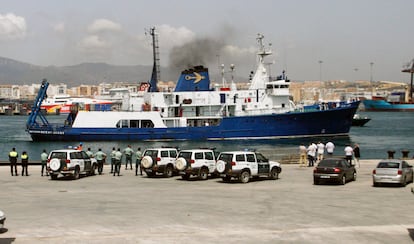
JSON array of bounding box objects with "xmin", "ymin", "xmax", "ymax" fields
[
  {"xmin": 123, "ymin": 145, "xmax": 134, "ymax": 170},
  {"xmin": 40, "ymin": 149, "xmax": 49, "ymax": 176},
  {"xmin": 9, "ymin": 148, "xmax": 18, "ymax": 176},
  {"xmin": 110, "ymin": 147, "xmax": 116, "ymax": 173},
  {"xmin": 114, "ymin": 148, "xmax": 123, "ymax": 176},
  {"xmin": 135, "ymin": 147, "xmax": 142, "ymax": 176},
  {"xmin": 94, "ymin": 148, "xmax": 107, "ymax": 175}
]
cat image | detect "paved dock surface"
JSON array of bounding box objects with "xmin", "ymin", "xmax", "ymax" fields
[{"xmin": 0, "ymin": 160, "xmax": 413, "ymax": 243}]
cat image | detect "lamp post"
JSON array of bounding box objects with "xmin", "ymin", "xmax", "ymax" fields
[
  {"xmin": 318, "ymin": 60, "xmax": 323, "ymax": 82},
  {"xmin": 370, "ymin": 62, "xmax": 374, "ymax": 82}
]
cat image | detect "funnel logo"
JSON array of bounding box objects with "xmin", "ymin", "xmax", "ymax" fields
[{"xmin": 185, "ymin": 72, "xmax": 205, "ymax": 84}]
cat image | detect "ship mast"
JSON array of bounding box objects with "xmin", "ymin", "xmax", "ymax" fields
[
  {"xmin": 148, "ymin": 27, "xmax": 161, "ymax": 92},
  {"xmin": 402, "ymin": 59, "xmax": 414, "ymax": 102}
]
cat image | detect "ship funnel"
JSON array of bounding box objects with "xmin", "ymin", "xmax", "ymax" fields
[{"xmin": 174, "ymin": 66, "xmax": 211, "ymax": 92}]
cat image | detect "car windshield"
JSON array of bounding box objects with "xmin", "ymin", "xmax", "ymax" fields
[
  {"xmin": 318, "ymin": 160, "xmax": 341, "ymax": 167},
  {"xmin": 144, "ymin": 150, "xmax": 158, "ymax": 157},
  {"xmin": 50, "ymin": 152, "xmax": 67, "ymax": 160},
  {"xmin": 218, "ymin": 153, "xmax": 233, "ymax": 163},
  {"xmin": 178, "ymin": 151, "xmax": 192, "ymax": 160},
  {"xmin": 377, "ymin": 162, "xmax": 400, "ymax": 168}
]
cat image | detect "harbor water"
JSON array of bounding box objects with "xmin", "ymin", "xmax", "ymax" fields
[{"xmin": 0, "ymin": 112, "xmax": 413, "ymax": 161}]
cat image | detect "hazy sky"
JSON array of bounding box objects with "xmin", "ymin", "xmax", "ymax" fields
[{"xmin": 1, "ymin": 0, "xmax": 413, "ymax": 82}]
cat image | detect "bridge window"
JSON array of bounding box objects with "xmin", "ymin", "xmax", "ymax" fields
[{"xmin": 142, "ymin": 120, "xmax": 154, "ymax": 128}]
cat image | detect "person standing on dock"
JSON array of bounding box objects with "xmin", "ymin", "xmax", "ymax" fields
[
  {"xmin": 135, "ymin": 147, "xmax": 143, "ymax": 176},
  {"xmin": 317, "ymin": 141, "xmax": 325, "ymax": 162},
  {"xmin": 123, "ymin": 145, "xmax": 134, "ymax": 170},
  {"xmin": 307, "ymin": 142, "xmax": 317, "ymax": 167},
  {"xmin": 114, "ymin": 148, "xmax": 123, "ymax": 176},
  {"xmin": 21, "ymin": 151, "xmax": 29, "ymax": 176},
  {"xmin": 86, "ymin": 148, "xmax": 94, "ymax": 158},
  {"xmin": 325, "ymin": 141, "xmax": 335, "ymax": 156},
  {"xmin": 9, "ymin": 147, "xmax": 18, "ymax": 176},
  {"xmin": 110, "ymin": 147, "xmax": 116, "ymax": 173},
  {"xmin": 353, "ymin": 144, "xmax": 361, "ymax": 168},
  {"xmin": 344, "ymin": 144, "xmax": 354, "ymax": 165},
  {"xmin": 94, "ymin": 148, "xmax": 106, "ymax": 175},
  {"xmin": 298, "ymin": 144, "xmax": 307, "ymax": 167},
  {"xmin": 40, "ymin": 149, "xmax": 49, "ymax": 176}
]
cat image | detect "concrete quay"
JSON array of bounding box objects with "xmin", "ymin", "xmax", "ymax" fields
[{"xmin": 0, "ymin": 159, "xmax": 413, "ymax": 244}]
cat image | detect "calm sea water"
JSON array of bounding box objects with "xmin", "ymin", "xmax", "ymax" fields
[{"xmin": 0, "ymin": 112, "xmax": 413, "ymax": 161}]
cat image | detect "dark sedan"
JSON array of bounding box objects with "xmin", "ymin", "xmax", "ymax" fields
[{"xmin": 313, "ymin": 158, "xmax": 357, "ymax": 185}]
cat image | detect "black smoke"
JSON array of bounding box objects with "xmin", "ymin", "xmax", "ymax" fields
[{"xmin": 168, "ymin": 37, "xmax": 225, "ymax": 73}]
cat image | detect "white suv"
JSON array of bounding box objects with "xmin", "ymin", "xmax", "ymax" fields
[
  {"xmin": 175, "ymin": 149, "xmax": 219, "ymax": 180},
  {"xmin": 141, "ymin": 148, "xmax": 178, "ymax": 177},
  {"xmin": 47, "ymin": 149, "xmax": 98, "ymax": 180},
  {"xmin": 215, "ymin": 151, "xmax": 282, "ymax": 183}
]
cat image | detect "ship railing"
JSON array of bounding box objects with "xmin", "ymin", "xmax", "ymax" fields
[{"xmin": 26, "ymin": 122, "xmax": 68, "ymax": 131}]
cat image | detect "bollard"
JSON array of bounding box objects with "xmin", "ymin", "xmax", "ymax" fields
[
  {"xmin": 401, "ymin": 150, "xmax": 410, "ymax": 159},
  {"xmin": 387, "ymin": 150, "xmax": 395, "ymax": 159}
]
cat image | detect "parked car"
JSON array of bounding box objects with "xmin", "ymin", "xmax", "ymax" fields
[
  {"xmin": 313, "ymin": 158, "xmax": 356, "ymax": 185},
  {"xmin": 47, "ymin": 149, "xmax": 98, "ymax": 180},
  {"xmin": 372, "ymin": 159, "xmax": 414, "ymax": 187},
  {"xmin": 215, "ymin": 151, "xmax": 281, "ymax": 183},
  {"xmin": 175, "ymin": 149, "xmax": 219, "ymax": 180},
  {"xmin": 141, "ymin": 148, "xmax": 178, "ymax": 177},
  {"xmin": 0, "ymin": 210, "xmax": 5, "ymax": 229}
]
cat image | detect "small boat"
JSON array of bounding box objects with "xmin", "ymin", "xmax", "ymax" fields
[
  {"xmin": 352, "ymin": 114, "xmax": 371, "ymax": 126},
  {"xmin": 26, "ymin": 31, "xmax": 359, "ymax": 142}
]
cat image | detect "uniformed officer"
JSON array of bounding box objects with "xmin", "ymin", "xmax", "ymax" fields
[
  {"xmin": 94, "ymin": 148, "xmax": 107, "ymax": 175},
  {"xmin": 21, "ymin": 151, "xmax": 29, "ymax": 176},
  {"xmin": 9, "ymin": 147, "xmax": 18, "ymax": 176},
  {"xmin": 114, "ymin": 148, "xmax": 123, "ymax": 176},
  {"xmin": 123, "ymin": 145, "xmax": 134, "ymax": 170},
  {"xmin": 40, "ymin": 149, "xmax": 49, "ymax": 176},
  {"xmin": 110, "ymin": 147, "xmax": 116, "ymax": 173},
  {"xmin": 86, "ymin": 148, "xmax": 94, "ymax": 158},
  {"xmin": 135, "ymin": 147, "xmax": 142, "ymax": 176}
]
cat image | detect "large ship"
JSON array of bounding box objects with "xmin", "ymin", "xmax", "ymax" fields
[
  {"xmin": 26, "ymin": 32, "xmax": 359, "ymax": 142},
  {"xmin": 362, "ymin": 93, "xmax": 414, "ymax": 111},
  {"xmin": 363, "ymin": 59, "xmax": 414, "ymax": 111}
]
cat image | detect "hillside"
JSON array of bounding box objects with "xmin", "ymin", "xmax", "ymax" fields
[
  {"xmin": 0, "ymin": 57, "xmax": 153, "ymax": 86},
  {"xmin": 0, "ymin": 56, "xmax": 247, "ymax": 86}
]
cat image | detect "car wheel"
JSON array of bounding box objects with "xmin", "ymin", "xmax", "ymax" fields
[
  {"xmin": 141, "ymin": 156, "xmax": 153, "ymax": 169},
  {"xmin": 49, "ymin": 158, "xmax": 61, "ymax": 171},
  {"xmin": 50, "ymin": 174, "xmax": 58, "ymax": 180},
  {"xmin": 352, "ymin": 171, "xmax": 357, "ymax": 181},
  {"xmin": 269, "ymin": 167, "xmax": 279, "ymax": 180},
  {"xmin": 164, "ymin": 165, "xmax": 173, "ymax": 178},
  {"xmin": 239, "ymin": 171, "xmax": 250, "ymax": 183},
  {"xmin": 181, "ymin": 174, "xmax": 190, "ymax": 180},
  {"xmin": 175, "ymin": 158, "xmax": 187, "ymax": 171},
  {"xmin": 340, "ymin": 175, "xmax": 346, "ymax": 185},
  {"xmin": 73, "ymin": 167, "xmax": 80, "ymax": 180},
  {"xmin": 401, "ymin": 177, "xmax": 407, "ymax": 187},
  {"xmin": 222, "ymin": 175, "xmax": 231, "ymax": 182},
  {"xmin": 314, "ymin": 178, "xmax": 320, "ymax": 185},
  {"xmin": 373, "ymin": 181, "xmax": 379, "ymax": 187},
  {"xmin": 198, "ymin": 168, "xmax": 209, "ymax": 180},
  {"xmin": 216, "ymin": 160, "xmax": 226, "ymax": 174},
  {"xmin": 90, "ymin": 164, "xmax": 96, "ymax": 176},
  {"xmin": 146, "ymin": 171, "xmax": 156, "ymax": 178}
]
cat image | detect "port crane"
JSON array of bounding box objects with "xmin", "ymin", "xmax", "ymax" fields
[{"xmin": 402, "ymin": 59, "xmax": 414, "ymax": 102}]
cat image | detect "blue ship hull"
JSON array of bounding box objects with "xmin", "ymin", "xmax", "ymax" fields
[
  {"xmin": 363, "ymin": 99, "xmax": 414, "ymax": 111},
  {"xmin": 28, "ymin": 101, "xmax": 359, "ymax": 141}
]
